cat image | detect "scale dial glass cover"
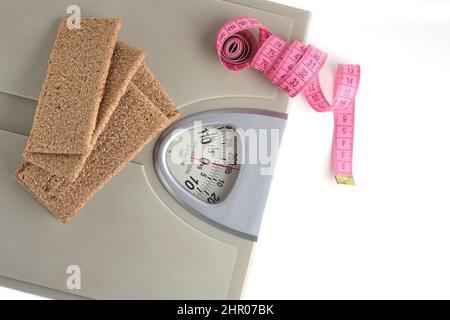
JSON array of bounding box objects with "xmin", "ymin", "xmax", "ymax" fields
[{"xmin": 166, "ymin": 125, "xmax": 241, "ymax": 204}]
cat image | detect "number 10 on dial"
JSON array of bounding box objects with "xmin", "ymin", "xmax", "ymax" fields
[{"xmin": 166, "ymin": 125, "xmax": 241, "ymax": 204}]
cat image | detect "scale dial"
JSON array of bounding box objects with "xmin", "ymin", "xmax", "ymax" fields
[{"xmin": 166, "ymin": 125, "xmax": 241, "ymax": 204}]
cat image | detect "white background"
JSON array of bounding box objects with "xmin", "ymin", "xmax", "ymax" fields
[{"xmin": 1, "ymin": 0, "xmax": 450, "ymax": 299}]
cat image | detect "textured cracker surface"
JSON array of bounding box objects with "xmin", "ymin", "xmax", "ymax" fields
[
  {"xmin": 23, "ymin": 152, "xmax": 89, "ymax": 182},
  {"xmin": 25, "ymin": 18, "xmax": 121, "ymax": 155},
  {"xmin": 15, "ymin": 84, "xmax": 171, "ymax": 223},
  {"xmin": 132, "ymin": 64, "xmax": 180, "ymax": 120},
  {"xmin": 93, "ymin": 42, "xmax": 147, "ymax": 142},
  {"xmin": 24, "ymin": 41, "xmax": 146, "ymax": 180}
]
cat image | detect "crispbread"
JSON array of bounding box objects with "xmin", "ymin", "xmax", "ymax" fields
[
  {"xmin": 93, "ymin": 42, "xmax": 147, "ymax": 142},
  {"xmin": 15, "ymin": 84, "xmax": 172, "ymax": 223},
  {"xmin": 132, "ymin": 64, "xmax": 180, "ymax": 120},
  {"xmin": 25, "ymin": 18, "xmax": 121, "ymax": 155},
  {"xmin": 24, "ymin": 41, "xmax": 146, "ymax": 180}
]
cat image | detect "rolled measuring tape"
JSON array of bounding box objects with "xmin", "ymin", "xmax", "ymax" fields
[{"xmin": 216, "ymin": 16, "xmax": 360, "ymax": 185}]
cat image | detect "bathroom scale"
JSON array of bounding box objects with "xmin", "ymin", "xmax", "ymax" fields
[{"xmin": 0, "ymin": 0, "xmax": 310, "ymax": 299}]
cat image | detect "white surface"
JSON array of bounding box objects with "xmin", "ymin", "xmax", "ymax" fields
[
  {"xmin": 2, "ymin": 0, "xmax": 450, "ymax": 299},
  {"xmin": 0, "ymin": 287, "xmax": 48, "ymax": 300},
  {"xmin": 245, "ymin": 0, "xmax": 450, "ymax": 299}
]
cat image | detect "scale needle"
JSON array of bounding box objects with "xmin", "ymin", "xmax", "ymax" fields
[{"xmin": 190, "ymin": 157, "xmax": 240, "ymax": 171}]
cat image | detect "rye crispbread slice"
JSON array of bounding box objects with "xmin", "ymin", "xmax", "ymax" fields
[
  {"xmin": 132, "ymin": 63, "xmax": 180, "ymax": 120},
  {"xmin": 25, "ymin": 18, "xmax": 121, "ymax": 155}
]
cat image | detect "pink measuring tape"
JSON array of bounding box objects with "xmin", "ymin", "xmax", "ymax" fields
[{"xmin": 216, "ymin": 16, "xmax": 360, "ymax": 185}]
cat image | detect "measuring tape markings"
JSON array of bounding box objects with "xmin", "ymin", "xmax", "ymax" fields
[{"xmin": 216, "ymin": 16, "xmax": 360, "ymax": 185}]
